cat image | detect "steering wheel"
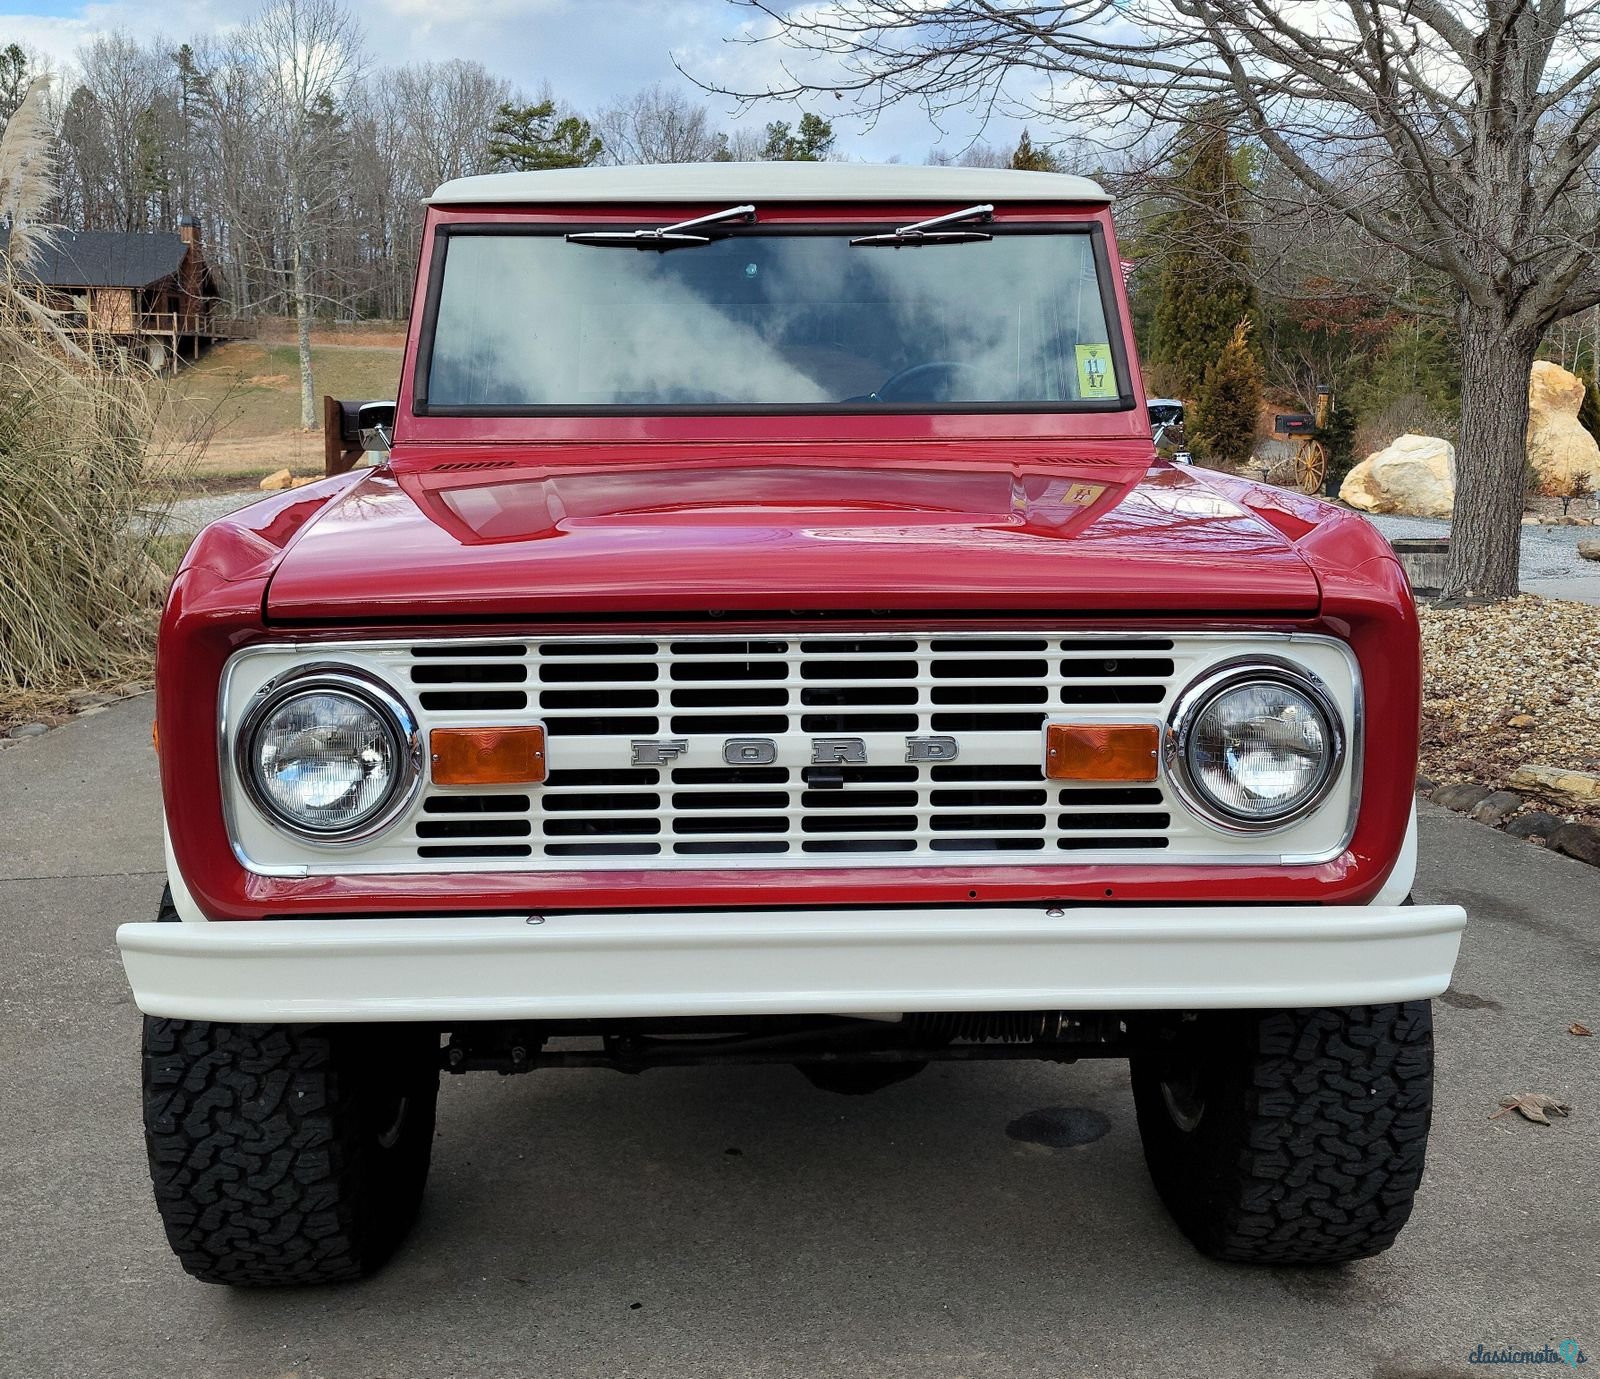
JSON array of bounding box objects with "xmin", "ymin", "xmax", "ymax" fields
[{"xmin": 870, "ymin": 361, "xmax": 989, "ymax": 403}]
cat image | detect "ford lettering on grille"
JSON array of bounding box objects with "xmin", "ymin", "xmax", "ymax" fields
[{"xmin": 632, "ymin": 735, "xmax": 961, "ymax": 767}]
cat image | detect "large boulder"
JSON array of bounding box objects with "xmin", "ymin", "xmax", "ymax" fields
[
  {"xmin": 1339, "ymin": 433, "xmax": 1456, "ymax": 516},
  {"xmin": 1526, "ymin": 360, "xmax": 1600, "ymax": 491}
]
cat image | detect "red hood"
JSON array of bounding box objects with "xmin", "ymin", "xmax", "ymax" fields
[{"xmin": 262, "ymin": 456, "xmax": 1323, "ymax": 621}]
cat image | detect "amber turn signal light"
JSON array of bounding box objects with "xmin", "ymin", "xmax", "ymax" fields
[
  {"xmin": 1045, "ymin": 723, "xmax": 1160, "ymax": 782},
  {"xmin": 430, "ymin": 726, "xmax": 547, "ymax": 786}
]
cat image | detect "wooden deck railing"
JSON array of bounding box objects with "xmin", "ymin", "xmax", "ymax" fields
[
  {"xmin": 56, "ymin": 311, "xmax": 255, "ymax": 340},
  {"xmin": 134, "ymin": 312, "xmax": 255, "ymax": 339}
]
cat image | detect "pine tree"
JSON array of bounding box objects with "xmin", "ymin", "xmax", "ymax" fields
[
  {"xmin": 132, "ymin": 104, "xmax": 170, "ymax": 230},
  {"xmin": 760, "ymin": 113, "xmax": 834, "ymax": 160},
  {"xmin": 488, "ymin": 99, "xmax": 602, "ymax": 171},
  {"xmin": 1190, "ymin": 320, "xmax": 1263, "ymax": 466},
  {"xmin": 1151, "ymin": 108, "xmax": 1257, "ymax": 399},
  {"xmin": 0, "ymin": 44, "xmax": 28, "ymax": 124},
  {"xmin": 1321, "ymin": 395, "xmax": 1359, "ymax": 486},
  {"xmin": 170, "ymin": 45, "xmax": 204, "ymax": 221},
  {"xmin": 1010, "ymin": 129, "xmax": 1061, "ymax": 172}
]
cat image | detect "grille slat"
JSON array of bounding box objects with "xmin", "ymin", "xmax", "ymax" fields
[{"xmin": 390, "ymin": 632, "xmax": 1189, "ymax": 866}]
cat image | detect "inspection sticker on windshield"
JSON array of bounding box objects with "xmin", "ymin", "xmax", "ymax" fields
[{"xmin": 1075, "ymin": 344, "xmax": 1115, "ymax": 398}]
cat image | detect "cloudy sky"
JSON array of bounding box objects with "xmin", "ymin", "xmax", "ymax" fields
[{"xmin": 0, "ymin": 0, "xmax": 1035, "ymax": 163}]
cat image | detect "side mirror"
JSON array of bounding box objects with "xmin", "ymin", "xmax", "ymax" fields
[
  {"xmin": 323, "ymin": 397, "xmax": 396, "ymax": 476},
  {"xmin": 357, "ymin": 400, "xmax": 396, "ymax": 454}
]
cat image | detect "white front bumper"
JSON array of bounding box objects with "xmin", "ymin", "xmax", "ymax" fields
[{"xmin": 117, "ymin": 904, "xmax": 1466, "ymax": 1023}]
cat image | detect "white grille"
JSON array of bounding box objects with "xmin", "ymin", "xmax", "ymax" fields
[{"xmin": 222, "ymin": 632, "xmax": 1360, "ymax": 875}]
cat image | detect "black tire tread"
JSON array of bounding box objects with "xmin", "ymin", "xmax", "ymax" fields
[
  {"xmin": 142, "ymin": 1018, "xmax": 436, "ymax": 1286},
  {"xmin": 1133, "ymin": 1002, "xmax": 1433, "ymax": 1265}
]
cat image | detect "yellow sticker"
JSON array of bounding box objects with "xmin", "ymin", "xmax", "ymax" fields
[{"xmin": 1075, "ymin": 343, "xmax": 1115, "ymax": 399}]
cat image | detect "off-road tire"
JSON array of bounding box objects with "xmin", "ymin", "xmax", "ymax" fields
[
  {"xmin": 142, "ymin": 1018, "xmax": 440, "ymax": 1286},
  {"xmin": 1130, "ymin": 1002, "xmax": 1433, "ymax": 1265}
]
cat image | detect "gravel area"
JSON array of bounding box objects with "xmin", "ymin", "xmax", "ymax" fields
[
  {"xmin": 1418, "ymin": 596, "xmax": 1600, "ymax": 824},
  {"xmin": 1362, "ymin": 512, "xmax": 1600, "ymax": 600},
  {"xmin": 161, "ymin": 490, "xmax": 274, "ymax": 533}
]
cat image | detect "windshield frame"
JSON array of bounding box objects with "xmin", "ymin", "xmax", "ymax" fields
[{"xmin": 411, "ymin": 219, "xmax": 1136, "ymax": 419}]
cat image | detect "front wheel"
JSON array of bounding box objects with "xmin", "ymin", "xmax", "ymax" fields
[
  {"xmin": 142, "ymin": 1018, "xmax": 439, "ymax": 1286},
  {"xmin": 1130, "ymin": 1002, "xmax": 1433, "ymax": 1265}
]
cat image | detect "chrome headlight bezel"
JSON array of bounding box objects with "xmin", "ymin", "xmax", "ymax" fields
[
  {"xmin": 232, "ymin": 664, "xmax": 423, "ymax": 845},
  {"xmin": 1164, "ymin": 659, "xmax": 1346, "ymax": 834}
]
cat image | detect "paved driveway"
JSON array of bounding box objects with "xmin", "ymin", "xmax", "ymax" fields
[{"xmin": 1, "ymin": 700, "xmax": 1595, "ymax": 1379}]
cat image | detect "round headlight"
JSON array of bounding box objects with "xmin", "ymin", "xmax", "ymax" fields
[
  {"xmin": 237, "ymin": 669, "xmax": 420, "ymax": 842},
  {"xmin": 1167, "ymin": 665, "xmax": 1343, "ymax": 830}
]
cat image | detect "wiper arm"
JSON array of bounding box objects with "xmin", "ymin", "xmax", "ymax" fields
[
  {"xmin": 566, "ymin": 203, "xmax": 757, "ymax": 251},
  {"xmin": 850, "ymin": 203, "xmax": 994, "ymax": 247}
]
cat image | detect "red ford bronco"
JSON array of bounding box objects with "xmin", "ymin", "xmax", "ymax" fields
[{"xmin": 120, "ymin": 163, "xmax": 1465, "ymax": 1286}]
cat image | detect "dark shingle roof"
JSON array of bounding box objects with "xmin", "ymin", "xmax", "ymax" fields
[{"xmin": 6, "ymin": 229, "xmax": 187, "ymax": 288}]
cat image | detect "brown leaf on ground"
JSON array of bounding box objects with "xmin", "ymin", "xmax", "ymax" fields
[
  {"xmin": 1570, "ymin": 1023, "xmax": 1593, "ymax": 1037},
  {"xmin": 1490, "ymin": 1093, "xmax": 1573, "ymax": 1124}
]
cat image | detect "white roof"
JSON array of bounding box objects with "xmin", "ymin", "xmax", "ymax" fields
[{"xmin": 428, "ymin": 161, "xmax": 1110, "ymax": 207}]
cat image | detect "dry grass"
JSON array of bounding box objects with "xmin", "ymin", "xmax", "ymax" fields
[
  {"xmin": 1, "ymin": 72, "xmax": 195, "ymax": 698},
  {"xmin": 0, "ymin": 317, "xmax": 193, "ymax": 691},
  {"xmin": 0, "ymin": 75, "xmax": 193, "ymax": 700}
]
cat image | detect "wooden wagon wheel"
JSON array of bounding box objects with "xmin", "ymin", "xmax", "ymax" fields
[{"xmin": 1293, "ymin": 438, "xmax": 1328, "ymax": 494}]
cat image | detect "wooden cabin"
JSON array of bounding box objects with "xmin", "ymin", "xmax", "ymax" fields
[{"xmin": 4, "ymin": 217, "xmax": 243, "ymax": 368}]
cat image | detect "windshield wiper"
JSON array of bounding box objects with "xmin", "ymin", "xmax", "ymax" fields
[
  {"xmin": 850, "ymin": 203, "xmax": 994, "ymax": 248},
  {"xmin": 567, "ymin": 203, "xmax": 757, "ymax": 251}
]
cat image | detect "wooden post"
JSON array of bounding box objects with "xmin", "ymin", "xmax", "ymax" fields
[{"xmin": 322, "ymin": 395, "xmax": 365, "ymax": 477}]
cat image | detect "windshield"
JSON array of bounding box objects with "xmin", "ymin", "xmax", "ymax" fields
[{"xmin": 421, "ymin": 227, "xmax": 1125, "ymax": 412}]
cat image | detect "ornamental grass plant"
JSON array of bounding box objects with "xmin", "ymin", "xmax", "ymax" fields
[{"xmin": 0, "ymin": 77, "xmax": 186, "ymax": 704}]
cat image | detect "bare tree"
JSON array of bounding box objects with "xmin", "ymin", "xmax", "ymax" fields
[
  {"xmin": 237, "ymin": 0, "xmax": 364, "ymax": 430},
  {"xmin": 717, "ymin": 124, "xmax": 769, "ymax": 161},
  {"xmin": 597, "ymin": 83, "xmax": 726, "ymax": 164},
  {"xmin": 388, "ymin": 60, "xmax": 508, "ymax": 189},
  {"xmin": 47, "ymin": 26, "xmax": 598, "ymax": 330},
  {"xmin": 187, "ymin": 35, "xmax": 277, "ymax": 317},
  {"xmin": 718, "ymin": 1, "xmax": 1600, "ymax": 600},
  {"xmin": 349, "ymin": 60, "xmax": 507, "ymax": 314},
  {"xmin": 73, "ymin": 32, "xmax": 169, "ymax": 232},
  {"xmin": 926, "ymin": 140, "xmax": 1010, "ymax": 168}
]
